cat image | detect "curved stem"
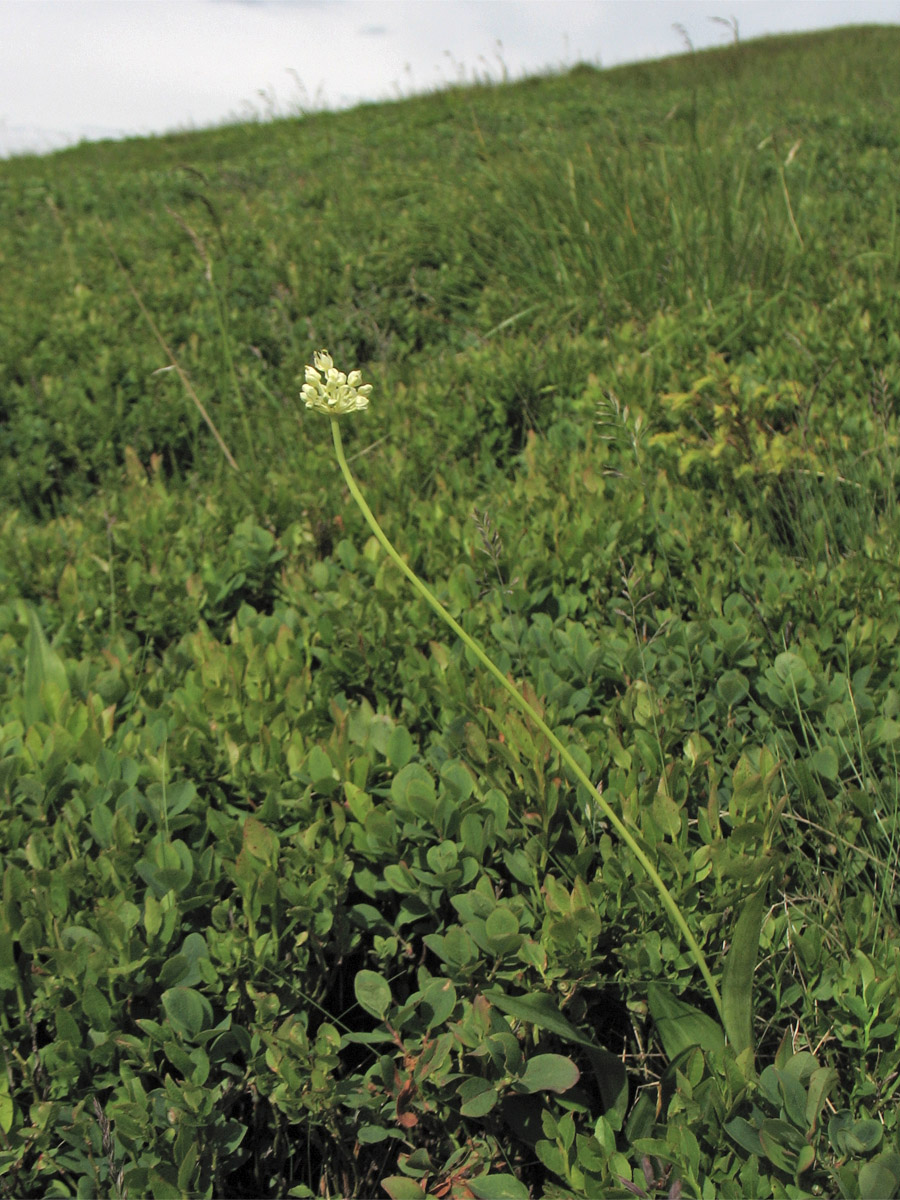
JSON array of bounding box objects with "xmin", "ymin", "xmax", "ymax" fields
[{"xmin": 330, "ymin": 417, "xmax": 723, "ymax": 1023}]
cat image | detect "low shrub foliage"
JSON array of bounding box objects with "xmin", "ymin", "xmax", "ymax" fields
[{"xmin": 2, "ymin": 24, "xmax": 900, "ymax": 1199}]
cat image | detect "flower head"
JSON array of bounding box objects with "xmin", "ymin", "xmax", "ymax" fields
[{"xmin": 301, "ymin": 349, "xmax": 372, "ymax": 416}]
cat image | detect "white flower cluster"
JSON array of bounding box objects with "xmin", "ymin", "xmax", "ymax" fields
[{"xmin": 301, "ymin": 350, "xmax": 372, "ymax": 416}]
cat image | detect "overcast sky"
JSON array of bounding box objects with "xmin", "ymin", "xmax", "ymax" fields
[{"xmin": 1, "ymin": 0, "xmax": 898, "ymax": 158}]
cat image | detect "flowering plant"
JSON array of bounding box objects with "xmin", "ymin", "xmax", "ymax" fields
[
  {"xmin": 301, "ymin": 350, "xmax": 372, "ymax": 416},
  {"xmin": 303, "ymin": 351, "xmax": 724, "ymax": 1030}
]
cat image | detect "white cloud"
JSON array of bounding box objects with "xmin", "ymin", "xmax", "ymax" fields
[{"xmin": 0, "ymin": 0, "xmax": 897, "ymax": 157}]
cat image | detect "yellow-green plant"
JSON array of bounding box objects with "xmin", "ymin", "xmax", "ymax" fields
[{"xmin": 303, "ymin": 350, "xmax": 724, "ymax": 1025}]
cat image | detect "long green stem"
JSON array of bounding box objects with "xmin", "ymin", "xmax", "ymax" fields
[{"xmin": 330, "ymin": 417, "xmax": 723, "ymax": 1024}]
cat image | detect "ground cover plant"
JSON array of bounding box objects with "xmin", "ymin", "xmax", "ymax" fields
[{"xmin": 1, "ymin": 21, "xmax": 900, "ymax": 1198}]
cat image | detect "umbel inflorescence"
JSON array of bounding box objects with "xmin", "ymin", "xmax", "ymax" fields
[{"xmin": 301, "ymin": 350, "xmax": 372, "ymax": 416}]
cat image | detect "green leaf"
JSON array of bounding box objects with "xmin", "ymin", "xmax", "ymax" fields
[
  {"xmin": 516, "ymin": 1054, "xmax": 580, "ymax": 1095},
  {"xmin": 146, "ymin": 1166, "xmax": 182, "ymax": 1199},
  {"xmin": 535, "ymin": 1139, "xmax": 567, "ymax": 1176},
  {"xmin": 805, "ymin": 1066, "xmax": 838, "ymax": 1130},
  {"xmin": 647, "ymin": 983, "xmax": 724, "ymax": 1060},
  {"xmin": 485, "ymin": 988, "xmax": 627, "ymax": 1122},
  {"xmin": 468, "ymin": 1175, "xmax": 531, "ymax": 1199},
  {"xmin": 769, "ymin": 1067, "xmax": 810, "ymax": 1131},
  {"xmin": 717, "ymin": 670, "xmax": 749, "ymax": 707},
  {"xmin": 796, "ymin": 1143, "xmax": 816, "ymax": 1175},
  {"xmin": 721, "ymin": 883, "xmax": 767, "ymax": 1060},
  {"xmin": 725, "ymin": 1115, "xmax": 763, "ymax": 1156},
  {"xmin": 833, "ymin": 1116, "xmax": 883, "ymax": 1154},
  {"xmin": 420, "ymin": 978, "xmax": 456, "ymax": 1029},
  {"xmin": 354, "ymin": 970, "xmax": 391, "ymax": 1020},
  {"xmin": 484, "ymin": 907, "xmax": 520, "ymax": 954},
  {"xmin": 55, "ymin": 1008, "xmax": 81, "ymax": 1045},
  {"xmin": 161, "ymin": 987, "xmax": 214, "ymax": 1039},
  {"xmin": 458, "ymin": 1077, "xmax": 499, "ymax": 1118},
  {"xmin": 485, "ymin": 989, "xmax": 592, "ymax": 1047},
  {"xmin": 758, "ymin": 1118, "xmax": 803, "ymax": 1172},
  {"xmin": 391, "ymin": 763, "xmax": 437, "ymax": 818},
  {"xmin": 161, "ymin": 779, "xmax": 197, "ymax": 819},
  {"xmin": 357, "ymin": 1125, "xmax": 390, "ymax": 1144},
  {"xmin": 426, "ymin": 841, "xmax": 458, "ymax": 874},
  {"xmin": 82, "ymin": 983, "xmax": 111, "ymax": 1030},
  {"xmin": 0, "ymin": 1086, "xmax": 14, "ymax": 1135},
  {"xmin": 381, "ymin": 1178, "xmax": 426, "ymax": 1200},
  {"xmin": 243, "ymin": 816, "xmax": 279, "ymax": 864},
  {"xmin": 808, "ymin": 746, "xmax": 839, "ymax": 781},
  {"xmin": 20, "ymin": 601, "xmax": 69, "ymax": 723},
  {"xmin": 859, "ymin": 1155, "xmax": 900, "ymax": 1200},
  {"xmin": 386, "ymin": 725, "xmax": 415, "ymax": 769},
  {"xmin": 440, "ymin": 759, "xmax": 475, "ymax": 803},
  {"xmin": 176, "ymin": 1141, "xmax": 200, "ymax": 1192}
]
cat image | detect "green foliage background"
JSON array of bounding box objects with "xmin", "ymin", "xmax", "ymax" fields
[{"xmin": 2, "ymin": 24, "xmax": 900, "ymax": 1199}]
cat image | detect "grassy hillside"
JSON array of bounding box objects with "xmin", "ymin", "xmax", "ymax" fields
[{"xmin": 1, "ymin": 23, "xmax": 900, "ymax": 1198}]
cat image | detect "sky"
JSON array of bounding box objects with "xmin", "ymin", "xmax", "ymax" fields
[{"xmin": 1, "ymin": 0, "xmax": 898, "ymax": 158}]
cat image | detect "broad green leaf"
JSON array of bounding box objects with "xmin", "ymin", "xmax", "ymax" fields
[
  {"xmin": 485, "ymin": 989, "xmax": 592, "ymax": 1047},
  {"xmin": 0, "ymin": 1086, "xmax": 13, "ymax": 1135},
  {"xmin": 161, "ymin": 779, "xmax": 197, "ymax": 819},
  {"xmin": 647, "ymin": 983, "xmax": 724, "ymax": 1060},
  {"xmin": 420, "ymin": 978, "xmax": 456, "ymax": 1029},
  {"xmin": 805, "ymin": 1065, "xmax": 838, "ymax": 1130},
  {"xmin": 829, "ymin": 1115, "xmax": 883, "ymax": 1154},
  {"xmin": 458, "ymin": 1077, "xmax": 499, "ymax": 1118},
  {"xmin": 354, "ymin": 970, "xmax": 391, "ymax": 1020},
  {"xmin": 868, "ymin": 717, "xmax": 900, "ymax": 747},
  {"xmin": 243, "ymin": 816, "xmax": 279, "ymax": 865},
  {"xmin": 159, "ymin": 954, "xmax": 192, "ymax": 989},
  {"xmin": 82, "ymin": 983, "xmax": 111, "ymax": 1030},
  {"xmin": 721, "ymin": 883, "xmax": 767, "ymax": 1060},
  {"xmin": 717, "ymin": 670, "xmax": 749, "ymax": 708},
  {"xmin": 768, "ymin": 1067, "xmax": 809, "ymax": 1131},
  {"xmin": 468, "ymin": 1175, "xmax": 530, "ymax": 1199},
  {"xmin": 391, "ymin": 763, "xmax": 437, "ymax": 818},
  {"xmin": 162, "ymin": 987, "xmax": 214, "ymax": 1039},
  {"xmin": 859, "ymin": 1155, "xmax": 900, "ymax": 1200},
  {"xmin": 386, "ymin": 725, "xmax": 415, "ymax": 768},
  {"xmin": 426, "ymin": 841, "xmax": 458, "ymax": 874},
  {"xmin": 357, "ymin": 1125, "xmax": 390, "ymax": 1144},
  {"xmin": 382, "ymin": 1179, "xmax": 426, "ymax": 1200},
  {"xmin": 808, "ymin": 746, "xmax": 839, "ymax": 781},
  {"xmin": 306, "ymin": 745, "xmax": 335, "ymax": 788},
  {"xmin": 725, "ymin": 1116, "xmax": 763, "ymax": 1156},
  {"xmin": 535, "ymin": 1139, "xmax": 567, "ymax": 1176},
  {"xmin": 484, "ymin": 907, "xmax": 519, "ymax": 954},
  {"xmin": 56, "ymin": 1008, "xmax": 81, "ymax": 1045},
  {"xmin": 176, "ymin": 1141, "xmax": 200, "ymax": 1192},
  {"xmin": 796, "ymin": 1143, "xmax": 816, "ymax": 1175},
  {"xmin": 486, "ymin": 988, "xmax": 626, "ymax": 1121},
  {"xmin": 624, "ymin": 1092, "xmax": 657, "ymax": 1143},
  {"xmin": 144, "ymin": 893, "xmax": 162, "ymax": 939},
  {"xmin": 517, "ymin": 1054, "xmax": 580, "ymax": 1095},
  {"xmin": 440, "ymin": 759, "xmax": 475, "ymax": 803},
  {"xmin": 146, "ymin": 1166, "xmax": 182, "ymax": 1199},
  {"xmin": 758, "ymin": 1118, "xmax": 804, "ymax": 1172}
]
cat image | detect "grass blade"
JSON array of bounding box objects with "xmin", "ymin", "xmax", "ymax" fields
[{"xmin": 721, "ymin": 884, "xmax": 768, "ymax": 1061}]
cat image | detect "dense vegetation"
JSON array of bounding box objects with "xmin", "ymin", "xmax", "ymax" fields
[{"xmin": 2, "ymin": 22, "xmax": 900, "ymax": 1198}]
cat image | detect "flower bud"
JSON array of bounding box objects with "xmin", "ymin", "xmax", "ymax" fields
[{"xmin": 302, "ymin": 350, "xmax": 371, "ymax": 416}]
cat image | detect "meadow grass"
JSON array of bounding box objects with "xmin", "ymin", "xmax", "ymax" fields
[{"xmin": 1, "ymin": 24, "xmax": 900, "ymax": 1199}]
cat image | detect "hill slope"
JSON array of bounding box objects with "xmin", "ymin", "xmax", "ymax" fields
[{"xmin": 1, "ymin": 25, "xmax": 900, "ymax": 1198}]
